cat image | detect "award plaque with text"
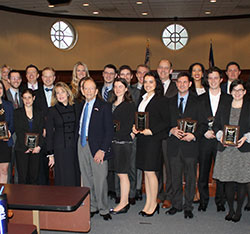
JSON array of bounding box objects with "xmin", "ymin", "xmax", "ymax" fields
[
  {"xmin": 222, "ymin": 125, "xmax": 240, "ymax": 146},
  {"xmin": 207, "ymin": 116, "xmax": 215, "ymax": 130},
  {"xmin": 135, "ymin": 112, "xmax": 149, "ymax": 131},
  {"xmin": 25, "ymin": 133, "xmax": 39, "ymax": 149},
  {"xmin": 0, "ymin": 121, "xmax": 9, "ymax": 140},
  {"xmin": 113, "ymin": 120, "xmax": 120, "ymax": 132}
]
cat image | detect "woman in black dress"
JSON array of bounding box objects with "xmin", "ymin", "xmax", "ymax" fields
[
  {"xmin": 46, "ymin": 82, "xmax": 80, "ymax": 186},
  {"xmin": 109, "ymin": 78, "xmax": 135, "ymax": 214},
  {"xmin": 0, "ymin": 80, "xmax": 13, "ymax": 183},
  {"xmin": 133, "ymin": 72, "xmax": 168, "ymax": 217},
  {"xmin": 14, "ymin": 89, "xmax": 44, "ymax": 184}
]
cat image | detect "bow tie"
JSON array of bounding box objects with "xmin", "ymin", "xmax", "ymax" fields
[{"xmin": 45, "ymin": 88, "xmax": 53, "ymax": 92}]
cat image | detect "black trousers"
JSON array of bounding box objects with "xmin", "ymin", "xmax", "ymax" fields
[
  {"xmin": 169, "ymin": 149, "xmax": 197, "ymax": 211},
  {"xmin": 16, "ymin": 151, "xmax": 40, "ymax": 185},
  {"xmin": 198, "ymin": 139, "xmax": 226, "ymax": 205}
]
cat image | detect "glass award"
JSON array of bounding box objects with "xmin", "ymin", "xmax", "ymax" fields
[
  {"xmin": 135, "ymin": 112, "xmax": 149, "ymax": 131},
  {"xmin": 0, "ymin": 121, "xmax": 9, "ymax": 140},
  {"xmin": 25, "ymin": 133, "xmax": 39, "ymax": 149},
  {"xmin": 222, "ymin": 125, "xmax": 240, "ymax": 146}
]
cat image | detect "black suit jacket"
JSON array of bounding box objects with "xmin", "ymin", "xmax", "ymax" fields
[
  {"xmin": 213, "ymin": 98, "xmax": 250, "ymax": 152},
  {"xmin": 167, "ymin": 92, "xmax": 205, "ymax": 158},
  {"xmin": 220, "ymin": 82, "xmax": 228, "ymax": 94},
  {"xmin": 75, "ymin": 98, "xmax": 114, "ymax": 160},
  {"xmin": 14, "ymin": 107, "xmax": 44, "ymax": 152},
  {"xmin": 164, "ymin": 80, "xmax": 178, "ymax": 98},
  {"xmin": 20, "ymin": 82, "xmax": 43, "ymax": 97},
  {"xmin": 34, "ymin": 87, "xmax": 51, "ymax": 119}
]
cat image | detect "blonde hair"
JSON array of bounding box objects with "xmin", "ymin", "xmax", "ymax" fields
[
  {"xmin": 71, "ymin": 62, "xmax": 89, "ymax": 97},
  {"xmin": 0, "ymin": 64, "xmax": 11, "ymax": 80},
  {"xmin": 51, "ymin": 82, "xmax": 74, "ymax": 106}
]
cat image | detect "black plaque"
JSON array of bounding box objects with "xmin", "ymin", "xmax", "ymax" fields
[
  {"xmin": 207, "ymin": 116, "xmax": 214, "ymax": 130},
  {"xmin": 113, "ymin": 120, "xmax": 120, "ymax": 132},
  {"xmin": 183, "ymin": 119, "xmax": 197, "ymax": 133},
  {"xmin": 0, "ymin": 121, "xmax": 9, "ymax": 140},
  {"xmin": 135, "ymin": 112, "xmax": 149, "ymax": 131},
  {"xmin": 25, "ymin": 133, "xmax": 39, "ymax": 149},
  {"xmin": 222, "ymin": 125, "xmax": 240, "ymax": 146}
]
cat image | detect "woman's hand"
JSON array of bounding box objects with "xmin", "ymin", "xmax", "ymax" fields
[
  {"xmin": 32, "ymin": 146, "xmax": 41, "ymax": 154},
  {"xmin": 130, "ymin": 132, "xmax": 135, "ymax": 140},
  {"xmin": 3, "ymin": 130, "xmax": 11, "ymax": 142},
  {"xmin": 181, "ymin": 132, "xmax": 195, "ymax": 142},
  {"xmin": 48, "ymin": 155, "xmax": 55, "ymax": 168},
  {"xmin": 204, "ymin": 130, "xmax": 216, "ymax": 139},
  {"xmin": 141, "ymin": 129, "xmax": 153, "ymax": 136},
  {"xmin": 237, "ymin": 136, "xmax": 247, "ymax": 148}
]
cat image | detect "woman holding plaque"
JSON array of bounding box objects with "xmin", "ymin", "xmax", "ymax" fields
[
  {"xmin": 109, "ymin": 78, "xmax": 135, "ymax": 214},
  {"xmin": 0, "ymin": 80, "xmax": 14, "ymax": 183},
  {"xmin": 14, "ymin": 89, "xmax": 44, "ymax": 184},
  {"xmin": 133, "ymin": 71, "xmax": 168, "ymax": 217},
  {"xmin": 70, "ymin": 62, "xmax": 90, "ymax": 98},
  {"xmin": 213, "ymin": 79, "xmax": 250, "ymax": 222},
  {"xmin": 46, "ymin": 82, "xmax": 80, "ymax": 186}
]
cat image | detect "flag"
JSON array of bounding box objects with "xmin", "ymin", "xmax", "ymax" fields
[
  {"xmin": 144, "ymin": 40, "xmax": 150, "ymax": 65},
  {"xmin": 209, "ymin": 42, "xmax": 214, "ymax": 68}
]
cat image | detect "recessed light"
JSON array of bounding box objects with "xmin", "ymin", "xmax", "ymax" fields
[
  {"xmin": 137, "ymin": 1, "xmax": 143, "ymax": 4},
  {"xmin": 48, "ymin": 4, "xmax": 54, "ymax": 8},
  {"xmin": 83, "ymin": 3, "xmax": 89, "ymax": 7},
  {"xmin": 210, "ymin": 0, "xmax": 216, "ymax": 2},
  {"xmin": 205, "ymin": 11, "xmax": 211, "ymax": 15},
  {"xmin": 142, "ymin": 12, "xmax": 148, "ymax": 16},
  {"xmin": 93, "ymin": 11, "xmax": 99, "ymax": 15}
]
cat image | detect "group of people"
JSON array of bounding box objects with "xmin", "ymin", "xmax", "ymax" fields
[{"xmin": 0, "ymin": 60, "xmax": 249, "ymax": 223}]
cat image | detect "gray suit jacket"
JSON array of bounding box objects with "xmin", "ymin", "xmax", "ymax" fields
[
  {"xmin": 164, "ymin": 80, "xmax": 178, "ymax": 98},
  {"xmin": 6, "ymin": 89, "xmax": 23, "ymax": 109}
]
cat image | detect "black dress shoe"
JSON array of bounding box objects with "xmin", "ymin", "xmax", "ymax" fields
[
  {"xmin": 244, "ymin": 204, "xmax": 250, "ymax": 211},
  {"xmin": 198, "ymin": 203, "xmax": 207, "ymax": 212},
  {"xmin": 232, "ymin": 213, "xmax": 242, "ymax": 222},
  {"xmin": 90, "ymin": 210, "xmax": 99, "ymax": 218},
  {"xmin": 115, "ymin": 197, "xmax": 120, "ymax": 204},
  {"xmin": 110, "ymin": 204, "xmax": 130, "ymax": 215},
  {"xmin": 217, "ymin": 204, "xmax": 225, "ymax": 212},
  {"xmin": 129, "ymin": 197, "xmax": 136, "ymax": 205},
  {"xmin": 143, "ymin": 204, "xmax": 160, "ymax": 217},
  {"xmin": 135, "ymin": 190, "xmax": 142, "ymax": 201},
  {"xmin": 138, "ymin": 210, "xmax": 146, "ymax": 216},
  {"xmin": 100, "ymin": 213, "xmax": 112, "ymax": 221},
  {"xmin": 225, "ymin": 211, "xmax": 235, "ymax": 221},
  {"xmin": 184, "ymin": 210, "xmax": 194, "ymax": 219},
  {"xmin": 166, "ymin": 207, "xmax": 182, "ymax": 215}
]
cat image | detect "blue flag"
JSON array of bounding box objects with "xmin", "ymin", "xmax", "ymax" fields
[{"xmin": 209, "ymin": 42, "xmax": 214, "ymax": 68}]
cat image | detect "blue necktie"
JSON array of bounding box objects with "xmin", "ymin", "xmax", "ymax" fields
[
  {"xmin": 103, "ymin": 87, "xmax": 109, "ymax": 102},
  {"xmin": 81, "ymin": 102, "xmax": 89, "ymax": 147}
]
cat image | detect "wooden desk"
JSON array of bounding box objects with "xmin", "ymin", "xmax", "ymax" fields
[
  {"xmin": 4, "ymin": 184, "xmax": 90, "ymax": 233},
  {"xmin": 8, "ymin": 223, "xmax": 37, "ymax": 234}
]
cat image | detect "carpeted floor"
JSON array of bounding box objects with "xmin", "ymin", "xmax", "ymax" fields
[{"xmin": 41, "ymin": 195, "xmax": 250, "ymax": 234}]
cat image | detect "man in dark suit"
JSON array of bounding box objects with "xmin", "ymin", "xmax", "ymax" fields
[
  {"xmin": 157, "ymin": 59, "xmax": 178, "ymax": 209},
  {"xmin": 100, "ymin": 64, "xmax": 117, "ymax": 101},
  {"xmin": 131, "ymin": 64, "xmax": 149, "ymax": 200},
  {"xmin": 221, "ymin": 61, "xmax": 241, "ymax": 94},
  {"xmin": 6, "ymin": 70, "xmax": 23, "ymax": 183},
  {"xmin": 76, "ymin": 77, "xmax": 113, "ymax": 221},
  {"xmin": 166, "ymin": 72, "xmax": 204, "ymax": 219},
  {"xmin": 117, "ymin": 65, "xmax": 140, "ymax": 205},
  {"xmin": 34, "ymin": 67, "xmax": 56, "ymax": 185},
  {"xmin": 198, "ymin": 66, "xmax": 232, "ymax": 212},
  {"xmin": 22, "ymin": 64, "xmax": 43, "ymax": 94}
]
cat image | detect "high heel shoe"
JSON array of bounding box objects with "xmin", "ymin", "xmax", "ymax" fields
[
  {"xmin": 138, "ymin": 210, "xmax": 146, "ymax": 216},
  {"xmin": 244, "ymin": 204, "xmax": 250, "ymax": 211},
  {"xmin": 143, "ymin": 204, "xmax": 160, "ymax": 217},
  {"xmin": 225, "ymin": 211, "xmax": 235, "ymax": 221},
  {"xmin": 232, "ymin": 213, "xmax": 242, "ymax": 222},
  {"xmin": 110, "ymin": 204, "xmax": 130, "ymax": 215}
]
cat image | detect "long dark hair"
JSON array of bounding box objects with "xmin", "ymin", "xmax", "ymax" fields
[
  {"xmin": 0, "ymin": 80, "xmax": 7, "ymax": 100},
  {"xmin": 188, "ymin": 63, "xmax": 208, "ymax": 90},
  {"xmin": 140, "ymin": 71, "xmax": 164, "ymax": 97},
  {"xmin": 110, "ymin": 78, "xmax": 132, "ymax": 103}
]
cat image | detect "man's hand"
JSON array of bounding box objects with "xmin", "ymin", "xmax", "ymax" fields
[
  {"xmin": 181, "ymin": 132, "xmax": 195, "ymax": 142},
  {"xmin": 170, "ymin": 127, "xmax": 185, "ymax": 139},
  {"xmin": 204, "ymin": 130, "xmax": 216, "ymax": 139},
  {"xmin": 94, "ymin": 150, "xmax": 105, "ymax": 164}
]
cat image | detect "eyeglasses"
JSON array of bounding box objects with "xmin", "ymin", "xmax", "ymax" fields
[{"xmin": 232, "ymin": 88, "xmax": 245, "ymax": 93}]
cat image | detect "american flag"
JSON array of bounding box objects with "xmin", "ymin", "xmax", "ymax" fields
[
  {"xmin": 209, "ymin": 41, "xmax": 214, "ymax": 68},
  {"xmin": 144, "ymin": 40, "xmax": 150, "ymax": 65}
]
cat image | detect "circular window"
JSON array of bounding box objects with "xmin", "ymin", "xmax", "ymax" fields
[
  {"xmin": 50, "ymin": 21, "xmax": 77, "ymax": 50},
  {"xmin": 162, "ymin": 24, "xmax": 188, "ymax": 50}
]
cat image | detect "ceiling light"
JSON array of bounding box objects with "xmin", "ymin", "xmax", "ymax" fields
[
  {"xmin": 137, "ymin": 1, "xmax": 143, "ymax": 4},
  {"xmin": 205, "ymin": 11, "xmax": 211, "ymax": 15},
  {"xmin": 210, "ymin": 0, "xmax": 216, "ymax": 2},
  {"xmin": 142, "ymin": 12, "xmax": 148, "ymax": 16},
  {"xmin": 83, "ymin": 3, "xmax": 89, "ymax": 7},
  {"xmin": 93, "ymin": 11, "xmax": 99, "ymax": 15},
  {"xmin": 48, "ymin": 4, "xmax": 55, "ymax": 8}
]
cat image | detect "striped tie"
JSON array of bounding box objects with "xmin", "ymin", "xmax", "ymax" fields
[{"xmin": 103, "ymin": 87, "xmax": 109, "ymax": 102}]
